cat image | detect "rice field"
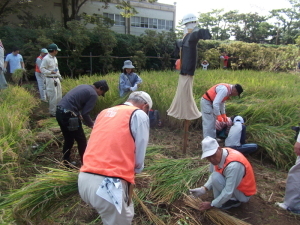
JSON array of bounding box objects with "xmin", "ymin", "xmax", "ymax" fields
[{"xmin": 0, "ymin": 68, "xmax": 300, "ymax": 224}]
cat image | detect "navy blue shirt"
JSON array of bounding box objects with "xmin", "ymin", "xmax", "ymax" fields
[{"xmin": 58, "ymin": 85, "xmax": 98, "ymax": 127}]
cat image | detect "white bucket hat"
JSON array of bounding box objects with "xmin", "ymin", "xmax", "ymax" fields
[
  {"xmin": 201, "ymin": 136, "xmax": 219, "ymax": 159},
  {"xmin": 128, "ymin": 91, "xmax": 153, "ymax": 109},
  {"xmin": 122, "ymin": 60, "xmax": 135, "ymax": 69},
  {"xmin": 233, "ymin": 116, "xmax": 244, "ymax": 124}
]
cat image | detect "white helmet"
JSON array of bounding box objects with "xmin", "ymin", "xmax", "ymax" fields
[{"xmin": 182, "ymin": 13, "xmax": 197, "ymax": 25}]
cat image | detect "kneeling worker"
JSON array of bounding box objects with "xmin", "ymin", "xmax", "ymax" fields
[
  {"xmin": 78, "ymin": 91, "xmax": 152, "ymax": 225},
  {"xmin": 189, "ymin": 136, "xmax": 256, "ymax": 210}
]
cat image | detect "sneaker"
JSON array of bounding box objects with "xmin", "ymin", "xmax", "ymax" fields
[
  {"xmin": 70, "ymin": 161, "xmax": 77, "ymax": 166},
  {"xmin": 276, "ymin": 202, "xmax": 288, "ymax": 210},
  {"xmin": 220, "ymin": 200, "xmax": 241, "ymax": 210}
]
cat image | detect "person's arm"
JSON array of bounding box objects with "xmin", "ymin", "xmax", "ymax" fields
[
  {"xmin": 40, "ymin": 57, "xmax": 52, "ymax": 75},
  {"xmin": 21, "ymin": 61, "xmax": 25, "ymax": 70},
  {"xmin": 81, "ymin": 95, "xmax": 98, "ymax": 128},
  {"xmin": 130, "ymin": 110, "xmax": 149, "ymax": 174},
  {"xmin": 213, "ymin": 85, "xmax": 229, "ymax": 116},
  {"xmin": 134, "ymin": 74, "xmax": 142, "ymax": 85},
  {"xmin": 36, "ymin": 57, "xmax": 42, "ymax": 69},
  {"xmin": 210, "ymin": 162, "xmax": 245, "ymax": 208},
  {"xmin": 3, "ymin": 61, "xmax": 8, "ymax": 70},
  {"xmin": 240, "ymin": 125, "xmax": 246, "ymax": 144}
]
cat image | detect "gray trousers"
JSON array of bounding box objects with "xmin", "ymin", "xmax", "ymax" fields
[
  {"xmin": 45, "ymin": 77, "xmax": 62, "ymax": 116},
  {"xmin": 0, "ymin": 69, "xmax": 8, "ymax": 89},
  {"xmin": 35, "ymin": 72, "xmax": 46, "ymax": 101},
  {"xmin": 78, "ymin": 172, "xmax": 134, "ymax": 225},
  {"xmin": 284, "ymin": 156, "xmax": 300, "ymax": 211},
  {"xmin": 200, "ymin": 97, "xmax": 216, "ymax": 139},
  {"xmin": 210, "ymin": 172, "xmax": 250, "ymax": 204}
]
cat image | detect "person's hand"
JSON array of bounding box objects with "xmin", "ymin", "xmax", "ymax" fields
[
  {"xmin": 221, "ymin": 114, "xmax": 228, "ymax": 122},
  {"xmin": 294, "ymin": 141, "xmax": 300, "ymax": 156},
  {"xmin": 59, "ymin": 76, "xmax": 63, "ymax": 82},
  {"xmin": 189, "ymin": 186, "xmax": 206, "ymax": 197},
  {"xmin": 217, "ymin": 115, "xmax": 223, "ymax": 122},
  {"xmin": 199, "ymin": 201, "xmax": 213, "ymax": 211},
  {"xmin": 3, "ymin": 68, "xmax": 7, "ymax": 74}
]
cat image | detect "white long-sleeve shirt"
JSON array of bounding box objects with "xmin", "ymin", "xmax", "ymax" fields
[
  {"xmin": 204, "ymin": 149, "xmax": 245, "ymax": 208},
  {"xmin": 212, "ymin": 85, "xmax": 233, "ymax": 116},
  {"xmin": 123, "ymin": 102, "xmax": 149, "ymax": 174},
  {"xmin": 40, "ymin": 53, "xmax": 62, "ymax": 78}
]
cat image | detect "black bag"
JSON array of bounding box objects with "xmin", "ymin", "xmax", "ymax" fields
[{"xmin": 68, "ymin": 117, "xmax": 79, "ymax": 131}]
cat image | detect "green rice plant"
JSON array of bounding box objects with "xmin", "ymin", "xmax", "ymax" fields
[
  {"xmin": 145, "ymin": 157, "xmax": 209, "ymax": 203},
  {"xmin": 0, "ymin": 167, "xmax": 79, "ymax": 224},
  {"xmin": 11, "ymin": 68, "xmax": 24, "ymax": 84}
]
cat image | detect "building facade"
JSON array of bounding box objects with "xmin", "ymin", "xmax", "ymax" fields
[
  {"xmin": 8, "ymin": 0, "xmax": 176, "ymax": 36},
  {"xmin": 81, "ymin": 0, "xmax": 176, "ymax": 35}
]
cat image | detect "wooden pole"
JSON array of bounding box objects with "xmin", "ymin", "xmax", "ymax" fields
[{"xmin": 183, "ymin": 120, "xmax": 190, "ymax": 154}]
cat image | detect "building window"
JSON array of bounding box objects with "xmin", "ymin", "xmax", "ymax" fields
[
  {"xmin": 131, "ymin": 16, "xmax": 141, "ymax": 27},
  {"xmin": 141, "ymin": 17, "xmax": 148, "ymax": 28},
  {"xmin": 149, "ymin": 18, "xmax": 157, "ymax": 29},
  {"xmin": 115, "ymin": 14, "xmax": 125, "ymax": 26},
  {"xmin": 158, "ymin": 19, "xmax": 165, "ymax": 29},
  {"xmin": 103, "ymin": 13, "xmax": 125, "ymax": 26},
  {"xmin": 166, "ymin": 20, "xmax": 173, "ymax": 30}
]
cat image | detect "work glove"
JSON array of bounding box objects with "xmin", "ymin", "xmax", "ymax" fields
[
  {"xmin": 3, "ymin": 68, "xmax": 7, "ymax": 74},
  {"xmin": 189, "ymin": 186, "xmax": 207, "ymax": 197},
  {"xmin": 131, "ymin": 84, "xmax": 138, "ymax": 91},
  {"xmin": 217, "ymin": 115, "xmax": 224, "ymax": 122},
  {"xmin": 59, "ymin": 76, "xmax": 63, "ymax": 82},
  {"xmin": 221, "ymin": 114, "xmax": 228, "ymax": 122}
]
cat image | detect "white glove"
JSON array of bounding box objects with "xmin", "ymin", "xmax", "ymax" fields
[
  {"xmin": 59, "ymin": 76, "xmax": 63, "ymax": 82},
  {"xmin": 132, "ymin": 84, "xmax": 138, "ymax": 91},
  {"xmin": 3, "ymin": 68, "xmax": 7, "ymax": 74},
  {"xmin": 189, "ymin": 186, "xmax": 207, "ymax": 197}
]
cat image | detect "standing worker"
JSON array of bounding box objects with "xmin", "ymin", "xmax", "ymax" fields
[
  {"xmin": 35, "ymin": 48, "xmax": 48, "ymax": 102},
  {"xmin": 200, "ymin": 83, "xmax": 243, "ymax": 139},
  {"xmin": 3, "ymin": 47, "xmax": 25, "ymax": 83},
  {"xmin": 56, "ymin": 80, "xmax": 109, "ymax": 166},
  {"xmin": 276, "ymin": 132, "xmax": 300, "ymax": 214},
  {"xmin": 78, "ymin": 91, "xmax": 152, "ymax": 225},
  {"xmin": 0, "ymin": 40, "xmax": 7, "ymax": 90},
  {"xmin": 119, "ymin": 60, "xmax": 142, "ymax": 97},
  {"xmin": 189, "ymin": 136, "xmax": 256, "ymax": 210},
  {"xmin": 40, "ymin": 43, "xmax": 63, "ymax": 117}
]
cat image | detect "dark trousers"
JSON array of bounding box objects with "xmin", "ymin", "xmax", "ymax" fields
[{"xmin": 56, "ymin": 108, "xmax": 87, "ymax": 163}]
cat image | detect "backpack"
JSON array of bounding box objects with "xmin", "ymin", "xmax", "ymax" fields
[{"xmin": 148, "ymin": 109, "xmax": 161, "ymax": 128}]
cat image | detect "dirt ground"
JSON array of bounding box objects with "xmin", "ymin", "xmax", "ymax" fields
[{"xmin": 28, "ymin": 84, "xmax": 300, "ymax": 225}]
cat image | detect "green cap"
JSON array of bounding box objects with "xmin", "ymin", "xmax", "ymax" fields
[{"xmin": 47, "ymin": 43, "xmax": 61, "ymax": 51}]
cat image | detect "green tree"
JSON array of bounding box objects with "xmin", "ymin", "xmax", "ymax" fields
[{"xmin": 0, "ymin": 0, "xmax": 33, "ymax": 25}]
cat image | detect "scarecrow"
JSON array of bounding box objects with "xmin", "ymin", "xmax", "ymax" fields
[{"xmin": 167, "ymin": 13, "xmax": 211, "ymax": 152}]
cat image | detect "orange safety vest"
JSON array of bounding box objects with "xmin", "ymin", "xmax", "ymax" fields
[
  {"xmin": 175, "ymin": 59, "xmax": 181, "ymax": 70},
  {"xmin": 80, "ymin": 105, "xmax": 139, "ymax": 184},
  {"xmin": 202, "ymin": 83, "xmax": 231, "ymax": 102},
  {"xmin": 35, "ymin": 55, "xmax": 43, "ymax": 73},
  {"xmin": 215, "ymin": 148, "xmax": 257, "ymax": 196}
]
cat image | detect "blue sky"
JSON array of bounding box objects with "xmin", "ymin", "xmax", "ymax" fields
[{"xmin": 158, "ymin": 0, "xmax": 292, "ymax": 25}]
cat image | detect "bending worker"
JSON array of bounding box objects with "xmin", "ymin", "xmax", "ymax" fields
[
  {"xmin": 78, "ymin": 91, "xmax": 152, "ymax": 225},
  {"xmin": 56, "ymin": 80, "xmax": 109, "ymax": 166},
  {"xmin": 189, "ymin": 136, "xmax": 256, "ymax": 210},
  {"xmin": 200, "ymin": 83, "xmax": 243, "ymax": 139}
]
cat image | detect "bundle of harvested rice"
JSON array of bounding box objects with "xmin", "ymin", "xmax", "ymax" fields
[{"xmin": 183, "ymin": 194, "xmax": 251, "ymax": 225}]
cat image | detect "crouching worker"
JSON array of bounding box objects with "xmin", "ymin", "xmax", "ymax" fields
[
  {"xmin": 78, "ymin": 91, "xmax": 152, "ymax": 225},
  {"xmin": 189, "ymin": 136, "xmax": 257, "ymax": 210},
  {"xmin": 225, "ymin": 116, "xmax": 258, "ymax": 155}
]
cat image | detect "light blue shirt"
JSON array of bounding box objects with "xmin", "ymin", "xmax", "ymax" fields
[
  {"xmin": 5, "ymin": 53, "xmax": 23, "ymax": 73},
  {"xmin": 119, "ymin": 73, "xmax": 142, "ymax": 97}
]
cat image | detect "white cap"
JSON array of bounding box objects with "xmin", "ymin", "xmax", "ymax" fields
[
  {"xmin": 182, "ymin": 13, "xmax": 197, "ymax": 25},
  {"xmin": 201, "ymin": 136, "xmax": 219, "ymax": 159},
  {"xmin": 233, "ymin": 116, "xmax": 244, "ymax": 124},
  {"xmin": 128, "ymin": 91, "xmax": 153, "ymax": 109}
]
